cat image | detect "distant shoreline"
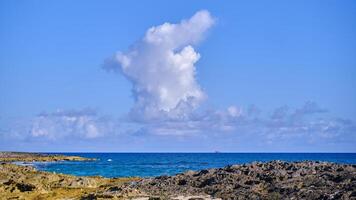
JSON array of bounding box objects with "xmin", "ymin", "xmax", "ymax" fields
[{"xmin": 0, "ymin": 151, "xmax": 95, "ymax": 162}]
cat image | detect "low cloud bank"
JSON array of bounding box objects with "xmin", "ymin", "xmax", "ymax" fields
[
  {"xmin": 30, "ymin": 108, "xmax": 118, "ymax": 140},
  {"xmin": 1, "ymin": 102, "xmax": 355, "ymax": 151},
  {"xmin": 138, "ymin": 101, "xmax": 355, "ymax": 142}
]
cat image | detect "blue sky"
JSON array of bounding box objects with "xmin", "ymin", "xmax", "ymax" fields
[{"xmin": 0, "ymin": 0, "xmax": 355, "ymax": 152}]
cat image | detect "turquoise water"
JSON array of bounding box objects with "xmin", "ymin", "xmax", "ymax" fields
[{"xmin": 33, "ymin": 153, "xmax": 356, "ymax": 178}]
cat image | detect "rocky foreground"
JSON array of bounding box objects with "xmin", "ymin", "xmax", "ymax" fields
[
  {"xmin": 132, "ymin": 161, "xmax": 356, "ymax": 199},
  {"xmin": 0, "ymin": 152, "xmax": 355, "ymax": 200}
]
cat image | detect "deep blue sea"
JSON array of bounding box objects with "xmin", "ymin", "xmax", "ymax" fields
[{"xmin": 30, "ymin": 153, "xmax": 356, "ymax": 178}]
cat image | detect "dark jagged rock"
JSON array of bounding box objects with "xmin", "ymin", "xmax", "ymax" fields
[
  {"xmin": 16, "ymin": 182, "xmax": 36, "ymax": 192},
  {"xmin": 131, "ymin": 161, "xmax": 356, "ymax": 200}
]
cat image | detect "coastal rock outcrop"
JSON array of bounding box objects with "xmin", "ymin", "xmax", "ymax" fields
[
  {"xmin": 0, "ymin": 163, "xmax": 141, "ymax": 199},
  {"xmin": 131, "ymin": 161, "xmax": 356, "ymax": 199}
]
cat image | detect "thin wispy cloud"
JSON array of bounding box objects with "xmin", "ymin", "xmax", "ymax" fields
[
  {"xmin": 2, "ymin": 102, "xmax": 355, "ymax": 152},
  {"xmin": 30, "ymin": 108, "xmax": 118, "ymax": 140}
]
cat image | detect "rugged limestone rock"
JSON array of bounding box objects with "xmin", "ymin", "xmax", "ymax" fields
[{"xmin": 131, "ymin": 161, "xmax": 356, "ymax": 200}]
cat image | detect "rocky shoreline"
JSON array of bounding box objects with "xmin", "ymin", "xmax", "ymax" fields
[
  {"xmin": 0, "ymin": 152, "xmax": 355, "ymax": 199},
  {"xmin": 0, "ymin": 152, "xmax": 95, "ymax": 162},
  {"xmin": 133, "ymin": 161, "xmax": 356, "ymax": 199}
]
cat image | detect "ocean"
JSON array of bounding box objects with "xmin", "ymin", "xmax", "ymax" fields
[{"xmin": 32, "ymin": 153, "xmax": 356, "ymax": 178}]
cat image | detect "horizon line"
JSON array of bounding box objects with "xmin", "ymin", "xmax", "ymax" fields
[{"xmin": 2, "ymin": 151, "xmax": 356, "ymax": 154}]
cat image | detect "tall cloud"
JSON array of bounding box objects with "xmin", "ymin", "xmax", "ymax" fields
[
  {"xmin": 104, "ymin": 10, "xmax": 215, "ymax": 121},
  {"xmin": 100, "ymin": 10, "xmax": 355, "ymax": 145}
]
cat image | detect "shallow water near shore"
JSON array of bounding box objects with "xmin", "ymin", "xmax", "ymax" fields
[{"xmin": 33, "ymin": 153, "xmax": 356, "ymax": 178}]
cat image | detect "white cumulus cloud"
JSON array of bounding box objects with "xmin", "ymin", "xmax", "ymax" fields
[{"xmin": 104, "ymin": 10, "xmax": 215, "ymax": 121}]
